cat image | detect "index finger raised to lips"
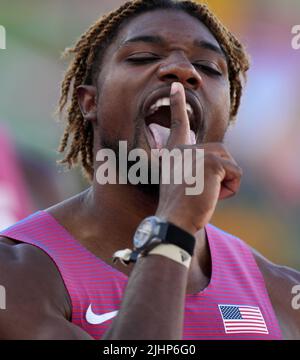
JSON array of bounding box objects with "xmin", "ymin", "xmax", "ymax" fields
[{"xmin": 166, "ymin": 82, "xmax": 192, "ymax": 150}]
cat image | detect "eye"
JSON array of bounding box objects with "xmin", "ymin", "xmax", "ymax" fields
[
  {"xmin": 193, "ymin": 62, "xmax": 222, "ymax": 77},
  {"xmin": 126, "ymin": 53, "xmax": 160, "ymax": 64}
]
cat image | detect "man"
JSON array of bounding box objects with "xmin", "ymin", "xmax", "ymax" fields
[{"xmin": 0, "ymin": 0, "xmax": 299, "ymax": 340}]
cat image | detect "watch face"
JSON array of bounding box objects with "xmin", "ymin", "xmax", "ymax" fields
[{"xmin": 134, "ymin": 217, "xmax": 158, "ymax": 249}]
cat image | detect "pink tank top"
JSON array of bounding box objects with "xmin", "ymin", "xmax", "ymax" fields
[{"xmin": 0, "ymin": 210, "xmax": 282, "ymax": 339}]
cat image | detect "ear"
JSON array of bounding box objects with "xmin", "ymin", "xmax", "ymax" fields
[{"xmin": 77, "ymin": 85, "xmax": 97, "ymax": 122}]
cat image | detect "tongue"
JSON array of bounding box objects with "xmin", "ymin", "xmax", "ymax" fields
[{"xmin": 149, "ymin": 123, "xmax": 196, "ymax": 149}]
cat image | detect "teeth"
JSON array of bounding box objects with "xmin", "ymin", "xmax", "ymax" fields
[
  {"xmin": 149, "ymin": 97, "xmax": 170, "ymax": 114},
  {"xmin": 159, "ymin": 98, "xmax": 170, "ymax": 107},
  {"xmin": 149, "ymin": 97, "xmax": 194, "ymax": 117}
]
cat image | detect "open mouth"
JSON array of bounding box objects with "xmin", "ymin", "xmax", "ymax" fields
[{"xmin": 144, "ymin": 96, "xmax": 198, "ymax": 149}]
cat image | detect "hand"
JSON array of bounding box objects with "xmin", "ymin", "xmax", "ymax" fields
[{"xmin": 155, "ymin": 82, "xmax": 242, "ymax": 235}]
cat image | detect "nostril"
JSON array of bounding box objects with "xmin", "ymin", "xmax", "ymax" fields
[
  {"xmin": 187, "ymin": 78, "xmax": 198, "ymax": 87},
  {"xmin": 162, "ymin": 74, "xmax": 179, "ymax": 81}
]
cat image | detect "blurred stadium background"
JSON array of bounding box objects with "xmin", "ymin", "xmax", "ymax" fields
[{"xmin": 0, "ymin": 0, "xmax": 299, "ymax": 268}]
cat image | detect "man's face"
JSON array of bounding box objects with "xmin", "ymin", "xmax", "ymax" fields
[{"xmin": 91, "ymin": 8, "xmax": 230, "ymax": 190}]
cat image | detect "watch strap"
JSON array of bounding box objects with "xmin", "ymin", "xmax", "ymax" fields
[
  {"xmin": 160, "ymin": 222, "xmax": 196, "ymax": 256},
  {"xmin": 148, "ymin": 243, "xmax": 192, "ymax": 268},
  {"xmin": 112, "ymin": 248, "xmax": 140, "ymax": 266}
]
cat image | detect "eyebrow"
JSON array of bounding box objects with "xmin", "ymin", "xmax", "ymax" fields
[{"xmin": 119, "ymin": 35, "xmax": 226, "ymax": 59}]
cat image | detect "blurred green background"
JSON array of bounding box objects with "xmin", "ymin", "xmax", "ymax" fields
[{"xmin": 0, "ymin": 0, "xmax": 299, "ymax": 268}]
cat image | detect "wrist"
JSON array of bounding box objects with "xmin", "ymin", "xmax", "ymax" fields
[
  {"xmin": 113, "ymin": 215, "xmax": 196, "ymax": 266},
  {"xmin": 154, "ymin": 213, "xmax": 198, "ymax": 236}
]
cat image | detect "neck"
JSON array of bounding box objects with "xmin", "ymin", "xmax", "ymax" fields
[
  {"xmin": 82, "ymin": 180, "xmax": 209, "ymax": 261},
  {"xmin": 81, "ymin": 181, "xmax": 159, "ymax": 250}
]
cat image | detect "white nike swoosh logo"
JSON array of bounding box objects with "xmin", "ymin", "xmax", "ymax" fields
[{"xmin": 85, "ymin": 304, "xmax": 118, "ymax": 325}]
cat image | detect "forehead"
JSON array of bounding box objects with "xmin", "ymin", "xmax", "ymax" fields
[{"xmin": 115, "ymin": 9, "xmax": 221, "ymax": 50}]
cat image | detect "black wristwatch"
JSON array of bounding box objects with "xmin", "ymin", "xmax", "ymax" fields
[{"xmin": 129, "ymin": 216, "xmax": 196, "ymax": 263}]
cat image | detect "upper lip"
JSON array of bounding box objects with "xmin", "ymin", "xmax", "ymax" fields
[{"xmin": 141, "ymin": 85, "xmax": 203, "ymax": 137}]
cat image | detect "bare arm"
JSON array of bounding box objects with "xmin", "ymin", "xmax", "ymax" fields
[
  {"xmin": 252, "ymin": 248, "xmax": 300, "ymax": 339},
  {"xmin": 102, "ymin": 254, "xmax": 189, "ymax": 339},
  {"xmin": 0, "ymin": 238, "xmax": 93, "ymax": 340}
]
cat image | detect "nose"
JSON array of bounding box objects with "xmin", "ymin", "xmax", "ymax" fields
[{"xmin": 157, "ymin": 55, "xmax": 203, "ymax": 90}]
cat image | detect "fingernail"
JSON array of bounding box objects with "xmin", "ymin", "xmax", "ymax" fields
[{"xmin": 171, "ymin": 82, "xmax": 180, "ymax": 95}]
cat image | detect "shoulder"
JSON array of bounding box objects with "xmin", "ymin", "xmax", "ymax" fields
[
  {"xmin": 209, "ymin": 224, "xmax": 300, "ymax": 339},
  {"xmin": 251, "ymin": 247, "xmax": 300, "ymax": 339},
  {"xmin": 251, "ymin": 247, "xmax": 300, "ymax": 298},
  {"xmin": 0, "ymin": 236, "xmax": 72, "ymax": 336},
  {"xmin": 0, "ymin": 236, "xmax": 71, "ymax": 312}
]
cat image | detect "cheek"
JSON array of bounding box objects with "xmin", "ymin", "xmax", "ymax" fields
[
  {"xmin": 96, "ymin": 74, "xmax": 135, "ymax": 139},
  {"xmin": 204, "ymin": 83, "xmax": 230, "ymax": 142},
  {"xmin": 211, "ymin": 78, "xmax": 231, "ymax": 113}
]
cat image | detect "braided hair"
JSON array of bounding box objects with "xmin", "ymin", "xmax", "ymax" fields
[{"xmin": 57, "ymin": 0, "xmax": 250, "ymax": 182}]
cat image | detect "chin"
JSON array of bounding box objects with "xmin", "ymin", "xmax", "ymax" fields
[{"xmin": 132, "ymin": 181, "xmax": 160, "ymax": 197}]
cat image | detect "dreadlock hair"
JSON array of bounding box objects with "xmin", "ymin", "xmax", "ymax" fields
[{"xmin": 57, "ymin": 0, "xmax": 250, "ymax": 182}]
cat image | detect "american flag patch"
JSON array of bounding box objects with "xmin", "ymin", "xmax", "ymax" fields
[{"xmin": 218, "ymin": 305, "xmax": 268, "ymax": 334}]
